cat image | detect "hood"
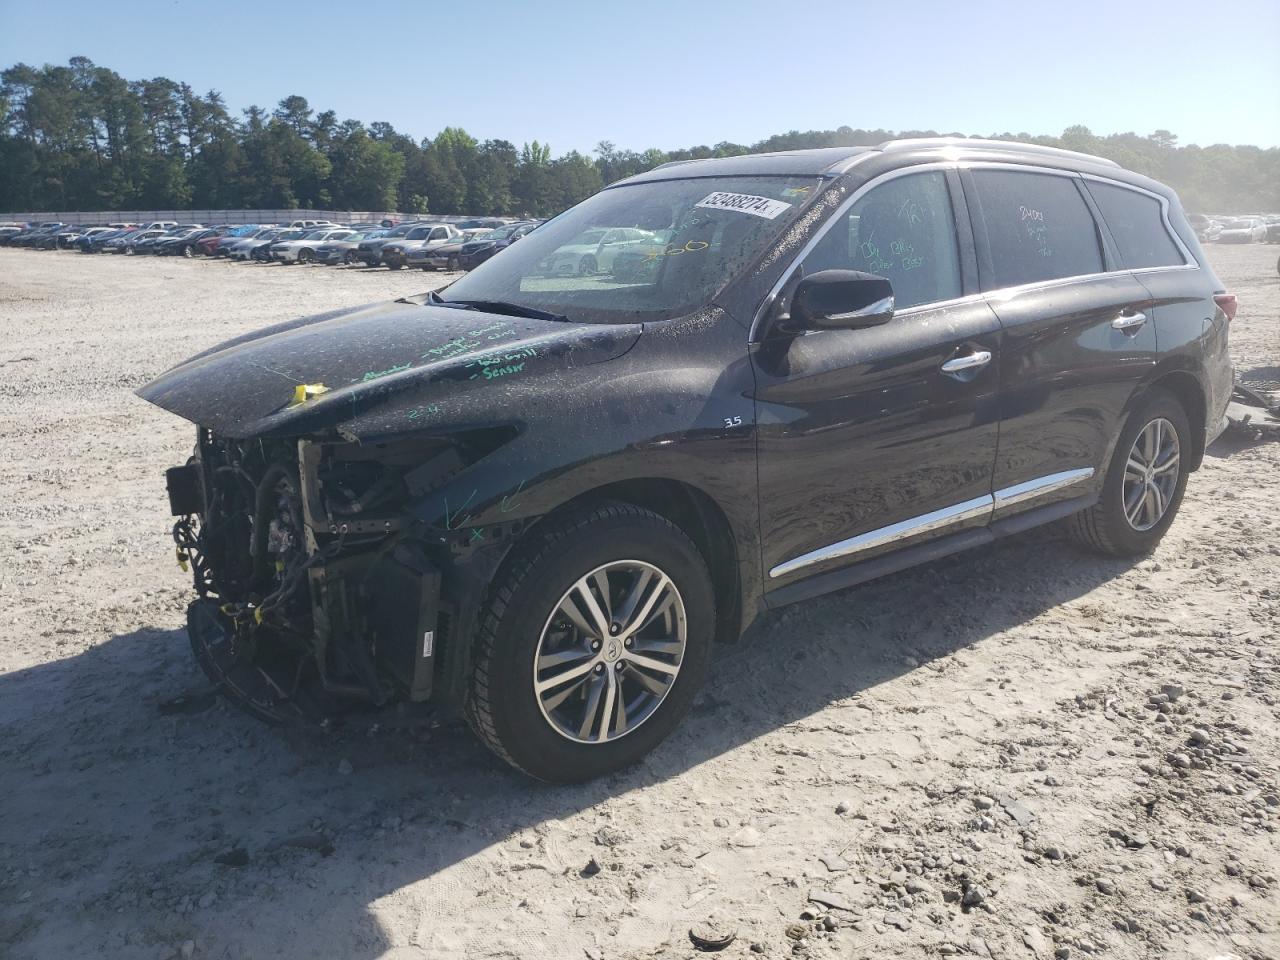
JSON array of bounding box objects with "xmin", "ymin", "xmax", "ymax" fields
[{"xmin": 137, "ymin": 298, "xmax": 642, "ymax": 439}]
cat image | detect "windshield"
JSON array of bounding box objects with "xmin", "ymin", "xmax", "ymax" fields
[
  {"xmin": 438, "ymin": 176, "xmax": 820, "ymax": 323},
  {"xmin": 303, "ymin": 229, "xmax": 331, "ymax": 239}
]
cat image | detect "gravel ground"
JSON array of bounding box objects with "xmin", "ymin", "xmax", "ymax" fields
[{"xmin": 0, "ymin": 246, "xmax": 1276, "ymax": 960}]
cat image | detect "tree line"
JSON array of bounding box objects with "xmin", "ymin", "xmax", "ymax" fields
[{"xmin": 2, "ymin": 57, "xmax": 1277, "ymax": 217}]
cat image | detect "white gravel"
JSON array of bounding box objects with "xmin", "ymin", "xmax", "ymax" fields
[{"xmin": 0, "ymin": 246, "xmax": 1277, "ymax": 959}]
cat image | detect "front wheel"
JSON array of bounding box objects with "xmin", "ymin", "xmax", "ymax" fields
[
  {"xmin": 448, "ymin": 255, "xmax": 460, "ymax": 272},
  {"xmin": 466, "ymin": 501, "xmax": 714, "ymax": 783},
  {"xmin": 1067, "ymin": 388, "xmax": 1191, "ymax": 556}
]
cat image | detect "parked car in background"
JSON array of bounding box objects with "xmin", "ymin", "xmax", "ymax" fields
[
  {"xmin": 227, "ymin": 230, "xmax": 286, "ymax": 261},
  {"xmin": 1187, "ymin": 213, "xmax": 1222, "ymax": 243},
  {"xmin": 191, "ymin": 225, "xmax": 256, "ymax": 257},
  {"xmin": 253, "ymin": 228, "xmax": 313, "ymax": 262},
  {"xmin": 1216, "ymin": 217, "xmax": 1267, "ymax": 243},
  {"xmin": 155, "ymin": 228, "xmax": 214, "ymax": 257},
  {"xmin": 271, "ymin": 228, "xmax": 356, "ymax": 263},
  {"xmin": 286, "ymin": 219, "xmax": 339, "ymax": 229},
  {"xmin": 535, "ymin": 226, "xmax": 659, "ymax": 276},
  {"xmin": 0, "ymin": 226, "xmax": 24, "ymax": 244},
  {"xmin": 13, "ymin": 224, "xmax": 68, "ymax": 247},
  {"xmin": 455, "ymin": 218, "xmax": 509, "ymax": 231},
  {"xmin": 77, "ymin": 227, "xmax": 132, "ymax": 253},
  {"xmin": 312, "ymin": 230, "xmax": 384, "ymax": 265},
  {"xmin": 115, "ymin": 229, "xmax": 167, "ymax": 254},
  {"xmin": 1265, "ymin": 219, "xmax": 1280, "ymax": 244},
  {"xmin": 140, "ymin": 138, "xmax": 1233, "ymax": 783},
  {"xmin": 133, "ymin": 225, "xmax": 203, "ymax": 255},
  {"xmin": 53, "ymin": 225, "xmax": 108, "ymax": 248},
  {"xmin": 209, "ymin": 227, "xmax": 269, "ymax": 257},
  {"xmin": 140, "ymin": 221, "xmax": 179, "ymax": 232},
  {"xmin": 353, "ymin": 221, "xmax": 434, "ymax": 266},
  {"xmin": 379, "ymin": 223, "xmax": 460, "ymax": 269},
  {"xmin": 455, "ymin": 220, "xmax": 541, "ymax": 271},
  {"xmin": 411, "ymin": 234, "xmax": 470, "ymax": 271}
]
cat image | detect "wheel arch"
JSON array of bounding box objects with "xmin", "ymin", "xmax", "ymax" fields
[
  {"xmin": 538, "ymin": 478, "xmax": 743, "ymax": 647},
  {"xmin": 1147, "ymin": 369, "xmax": 1208, "ymax": 471}
]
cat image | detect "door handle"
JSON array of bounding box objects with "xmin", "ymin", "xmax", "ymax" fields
[
  {"xmin": 940, "ymin": 350, "xmax": 992, "ymax": 374},
  {"xmin": 1112, "ymin": 310, "xmax": 1147, "ymax": 332}
]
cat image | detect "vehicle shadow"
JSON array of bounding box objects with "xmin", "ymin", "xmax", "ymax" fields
[{"xmin": 0, "ymin": 527, "xmax": 1136, "ymax": 958}]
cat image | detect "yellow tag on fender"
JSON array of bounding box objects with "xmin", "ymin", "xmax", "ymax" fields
[{"xmin": 290, "ymin": 383, "xmax": 330, "ymax": 406}]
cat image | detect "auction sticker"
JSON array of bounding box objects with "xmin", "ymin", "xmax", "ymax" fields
[{"xmin": 695, "ymin": 192, "xmax": 793, "ymax": 219}]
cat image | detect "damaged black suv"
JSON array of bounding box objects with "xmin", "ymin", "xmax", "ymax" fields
[{"xmin": 142, "ymin": 138, "xmax": 1233, "ymax": 782}]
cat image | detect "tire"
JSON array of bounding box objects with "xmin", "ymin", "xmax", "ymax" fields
[
  {"xmin": 181, "ymin": 244, "xmax": 193, "ymax": 258},
  {"xmin": 298, "ymin": 248, "xmax": 313, "ymax": 263},
  {"xmin": 579, "ymin": 254, "xmax": 597, "ymax": 276},
  {"xmin": 124, "ymin": 246, "xmax": 135, "ymax": 256},
  {"xmin": 465, "ymin": 501, "xmax": 715, "ymax": 783},
  {"xmin": 1067, "ymin": 388, "xmax": 1191, "ymax": 556},
  {"xmin": 344, "ymin": 251, "xmax": 357, "ymax": 265},
  {"xmin": 448, "ymin": 255, "xmax": 460, "ymax": 272},
  {"xmin": 387, "ymin": 261, "xmax": 402, "ymax": 270}
]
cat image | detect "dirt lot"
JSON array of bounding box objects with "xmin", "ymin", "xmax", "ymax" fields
[{"xmin": 1, "ymin": 246, "xmax": 1277, "ymax": 960}]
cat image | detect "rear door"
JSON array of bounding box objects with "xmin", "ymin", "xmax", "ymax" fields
[{"xmin": 962, "ymin": 166, "xmax": 1155, "ymax": 520}]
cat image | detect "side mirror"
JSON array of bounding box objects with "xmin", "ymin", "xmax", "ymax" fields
[{"xmin": 790, "ymin": 270, "xmax": 894, "ymax": 331}]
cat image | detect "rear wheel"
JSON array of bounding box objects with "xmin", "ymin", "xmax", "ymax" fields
[
  {"xmin": 1067, "ymin": 389, "xmax": 1191, "ymax": 556},
  {"xmin": 466, "ymin": 501, "xmax": 714, "ymax": 783}
]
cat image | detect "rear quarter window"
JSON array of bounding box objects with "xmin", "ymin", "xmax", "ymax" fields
[
  {"xmin": 970, "ymin": 170, "xmax": 1104, "ymax": 289},
  {"xmin": 1086, "ymin": 181, "xmax": 1187, "ymax": 269}
]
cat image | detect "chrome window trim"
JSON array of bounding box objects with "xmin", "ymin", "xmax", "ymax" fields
[
  {"xmin": 750, "ymin": 160, "xmax": 1208, "ymax": 342},
  {"xmin": 768, "ymin": 467, "xmax": 1096, "ymax": 579},
  {"xmin": 749, "ymin": 161, "xmax": 960, "ymax": 341}
]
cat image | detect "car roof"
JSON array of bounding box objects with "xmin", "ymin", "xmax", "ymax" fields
[{"xmin": 613, "ymin": 137, "xmax": 1126, "ymax": 186}]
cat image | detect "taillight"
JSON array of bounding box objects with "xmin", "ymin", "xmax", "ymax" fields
[{"xmin": 1214, "ymin": 293, "xmax": 1237, "ymax": 321}]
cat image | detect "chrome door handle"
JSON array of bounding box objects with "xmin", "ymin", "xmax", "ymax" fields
[
  {"xmin": 1112, "ymin": 311, "xmax": 1147, "ymax": 332},
  {"xmin": 940, "ymin": 350, "xmax": 992, "ymax": 374}
]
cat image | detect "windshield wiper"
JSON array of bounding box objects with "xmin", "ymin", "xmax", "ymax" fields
[{"xmin": 425, "ymin": 292, "xmax": 569, "ymax": 323}]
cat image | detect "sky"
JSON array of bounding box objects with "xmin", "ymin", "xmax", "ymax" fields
[{"xmin": 2, "ymin": 0, "xmax": 1278, "ymax": 154}]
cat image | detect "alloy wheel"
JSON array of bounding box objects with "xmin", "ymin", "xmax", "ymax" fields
[
  {"xmin": 533, "ymin": 560, "xmax": 687, "ymax": 744},
  {"xmin": 1122, "ymin": 417, "xmax": 1180, "ymax": 531}
]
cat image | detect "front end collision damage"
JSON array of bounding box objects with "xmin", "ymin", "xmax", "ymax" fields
[{"xmin": 139, "ymin": 291, "xmax": 770, "ymax": 722}]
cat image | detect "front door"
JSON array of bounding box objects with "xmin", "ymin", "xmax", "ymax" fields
[{"xmin": 752, "ymin": 169, "xmax": 1002, "ymax": 596}]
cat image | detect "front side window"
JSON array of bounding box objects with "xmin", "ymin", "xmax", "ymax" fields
[
  {"xmin": 440, "ymin": 175, "xmax": 821, "ymax": 323},
  {"xmin": 970, "ymin": 170, "xmax": 1103, "ymax": 289},
  {"xmin": 1086, "ymin": 181, "xmax": 1186, "ymax": 269},
  {"xmin": 803, "ymin": 171, "xmax": 962, "ymax": 310}
]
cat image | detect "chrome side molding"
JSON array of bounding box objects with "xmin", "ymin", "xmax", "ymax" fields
[
  {"xmin": 992, "ymin": 467, "xmax": 1095, "ymax": 509},
  {"xmin": 768, "ymin": 467, "xmax": 1096, "ymax": 579}
]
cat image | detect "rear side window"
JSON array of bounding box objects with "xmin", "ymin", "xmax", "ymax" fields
[
  {"xmin": 804, "ymin": 171, "xmax": 963, "ymax": 310},
  {"xmin": 1086, "ymin": 181, "xmax": 1187, "ymax": 269},
  {"xmin": 970, "ymin": 171, "xmax": 1103, "ymax": 289}
]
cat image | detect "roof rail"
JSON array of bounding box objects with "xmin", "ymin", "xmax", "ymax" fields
[{"xmin": 877, "ymin": 137, "xmax": 1120, "ymax": 169}]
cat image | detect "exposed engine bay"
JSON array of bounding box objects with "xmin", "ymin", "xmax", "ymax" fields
[{"xmin": 169, "ymin": 429, "xmax": 455, "ymax": 723}]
